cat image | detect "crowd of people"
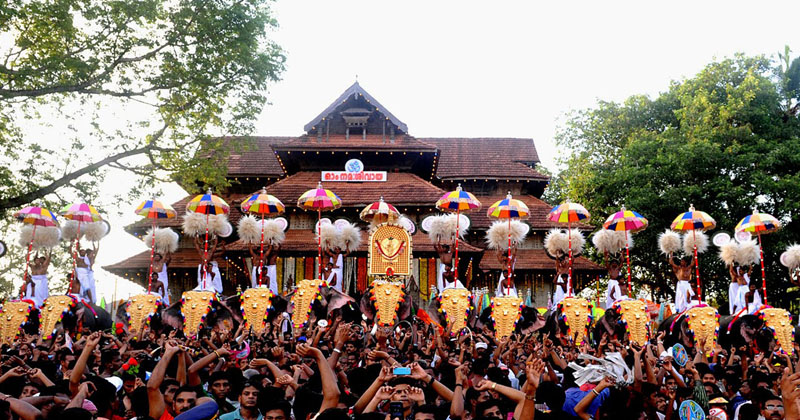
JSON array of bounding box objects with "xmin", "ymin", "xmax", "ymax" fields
[{"xmin": 2, "ymin": 297, "xmax": 800, "ymax": 420}]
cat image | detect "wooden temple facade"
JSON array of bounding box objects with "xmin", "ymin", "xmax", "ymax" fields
[{"xmin": 105, "ymin": 82, "xmax": 602, "ymax": 306}]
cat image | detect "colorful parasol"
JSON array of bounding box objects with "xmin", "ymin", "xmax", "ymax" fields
[
  {"xmin": 186, "ymin": 191, "xmax": 230, "ymax": 215},
  {"xmin": 134, "ymin": 198, "xmax": 177, "ymax": 293},
  {"xmin": 298, "ymin": 182, "xmax": 342, "ymax": 279},
  {"xmin": 61, "ymin": 202, "xmax": 103, "ymax": 297},
  {"xmin": 14, "ymin": 206, "xmax": 59, "ymax": 227},
  {"xmin": 671, "ymin": 205, "xmax": 716, "ymax": 301},
  {"xmin": 488, "ymin": 193, "xmax": 529, "ymax": 293},
  {"xmin": 360, "ymin": 196, "xmax": 400, "ymax": 224},
  {"xmin": 187, "ymin": 190, "xmax": 230, "ymax": 281},
  {"xmin": 547, "ymin": 200, "xmax": 590, "ymax": 297},
  {"xmin": 735, "ymin": 209, "xmax": 781, "ymax": 305},
  {"xmin": 14, "ymin": 206, "xmax": 59, "ymax": 297},
  {"xmin": 61, "ymin": 202, "xmax": 103, "ymax": 223},
  {"xmin": 436, "ymin": 184, "xmax": 482, "ymax": 283},
  {"xmin": 603, "ymin": 206, "xmax": 648, "ymax": 294},
  {"xmin": 134, "ymin": 199, "xmax": 177, "ymax": 219},
  {"xmin": 242, "ymin": 189, "xmax": 285, "ymax": 287},
  {"xmin": 241, "ymin": 189, "xmax": 285, "ymax": 215}
]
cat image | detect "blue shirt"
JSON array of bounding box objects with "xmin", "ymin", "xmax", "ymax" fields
[
  {"xmin": 220, "ymin": 408, "xmax": 263, "ymax": 420},
  {"xmin": 562, "ymin": 387, "xmax": 610, "ymax": 417}
]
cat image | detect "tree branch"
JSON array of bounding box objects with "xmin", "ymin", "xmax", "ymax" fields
[{"xmin": 0, "ymin": 125, "xmax": 168, "ymax": 211}]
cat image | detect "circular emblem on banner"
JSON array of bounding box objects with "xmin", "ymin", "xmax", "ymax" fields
[
  {"xmin": 672, "ymin": 343, "xmax": 688, "ymax": 366},
  {"xmin": 345, "ymin": 159, "xmax": 364, "ymax": 173},
  {"xmin": 678, "ymin": 400, "xmax": 705, "ymax": 420}
]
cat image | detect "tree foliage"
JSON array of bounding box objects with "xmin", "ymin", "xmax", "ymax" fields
[
  {"xmin": 0, "ymin": 0, "xmax": 285, "ymax": 213},
  {"xmin": 552, "ymin": 54, "xmax": 800, "ymax": 312},
  {"xmin": 0, "ymin": 0, "xmax": 284, "ymax": 296}
]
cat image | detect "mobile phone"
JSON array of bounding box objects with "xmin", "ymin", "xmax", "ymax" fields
[
  {"xmin": 393, "ymin": 367, "xmax": 411, "ymax": 375},
  {"xmin": 389, "ymin": 401, "xmax": 404, "ymax": 419}
]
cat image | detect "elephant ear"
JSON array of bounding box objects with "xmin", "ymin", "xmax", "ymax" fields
[
  {"xmin": 162, "ymin": 302, "xmax": 185, "ymax": 330},
  {"xmin": 324, "ymin": 288, "xmax": 356, "ymax": 315},
  {"xmin": 359, "ymin": 291, "xmax": 377, "ymax": 322},
  {"xmin": 219, "ymin": 296, "xmax": 244, "ymax": 324},
  {"xmin": 398, "ymin": 294, "xmax": 413, "ymax": 321}
]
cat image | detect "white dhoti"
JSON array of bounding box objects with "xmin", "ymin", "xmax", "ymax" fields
[
  {"xmin": 496, "ymin": 274, "xmax": 518, "ymax": 297},
  {"xmin": 251, "ymin": 266, "xmax": 262, "ymax": 289},
  {"xmin": 605, "ymin": 279, "xmax": 622, "ymax": 309},
  {"xmin": 443, "ymin": 279, "xmax": 466, "ymax": 291},
  {"xmin": 436, "ymin": 262, "xmax": 446, "ymax": 292},
  {"xmin": 728, "ymin": 282, "xmax": 741, "ymax": 314},
  {"xmin": 675, "ymin": 280, "xmax": 695, "ymax": 313},
  {"xmin": 267, "ymin": 264, "xmax": 278, "ymax": 295},
  {"xmin": 76, "ymin": 267, "xmax": 96, "ymax": 304},
  {"xmin": 156, "ymin": 264, "xmax": 169, "ymax": 305},
  {"xmin": 552, "ymin": 275, "xmax": 572, "ymax": 310},
  {"xmin": 740, "ymin": 289, "xmax": 762, "ymax": 314},
  {"xmin": 196, "ymin": 263, "xmax": 223, "ymax": 294},
  {"xmin": 25, "ymin": 274, "xmax": 49, "ymax": 307}
]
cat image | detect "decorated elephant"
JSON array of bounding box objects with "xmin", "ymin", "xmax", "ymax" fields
[
  {"xmin": 116, "ymin": 292, "xmax": 240, "ymax": 339},
  {"xmin": 592, "ymin": 305, "xmax": 627, "ymax": 345},
  {"xmin": 541, "ymin": 297, "xmax": 594, "ymax": 346},
  {"xmin": 359, "ymin": 279, "xmax": 413, "ymax": 327},
  {"xmin": 474, "ymin": 303, "xmax": 544, "ymax": 337},
  {"xmin": 657, "ymin": 306, "xmax": 720, "ymax": 356},
  {"xmin": 592, "ymin": 300, "xmax": 651, "ymax": 346},
  {"xmin": 27, "ymin": 296, "xmax": 113, "ymax": 340},
  {"xmin": 718, "ymin": 308, "xmax": 797, "ymax": 355}
]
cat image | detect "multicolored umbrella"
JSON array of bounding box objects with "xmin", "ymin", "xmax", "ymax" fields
[
  {"xmin": 671, "ymin": 205, "xmax": 716, "ymax": 301},
  {"xmin": 61, "ymin": 202, "xmax": 103, "ymax": 223},
  {"xmin": 735, "ymin": 211, "xmax": 780, "ymax": 234},
  {"xmin": 547, "ymin": 200, "xmax": 590, "ymax": 224},
  {"xmin": 298, "ymin": 183, "xmax": 342, "ymax": 279},
  {"xmin": 603, "ymin": 207, "xmax": 648, "ymax": 233},
  {"xmin": 603, "ymin": 206, "xmax": 648, "ymax": 292},
  {"xmin": 735, "ymin": 209, "xmax": 781, "ymax": 305},
  {"xmin": 188, "ymin": 190, "xmax": 230, "ymax": 278},
  {"xmin": 436, "ymin": 185, "xmax": 482, "ymax": 283},
  {"xmin": 134, "ymin": 199, "xmax": 177, "ymax": 219},
  {"xmin": 242, "ymin": 189, "xmax": 285, "ymax": 287},
  {"xmin": 436, "ymin": 184, "xmax": 482, "ymax": 212},
  {"xmin": 487, "ymin": 193, "xmax": 530, "ymax": 220},
  {"xmin": 488, "ymin": 193, "xmax": 529, "ymax": 292},
  {"xmin": 241, "ymin": 189, "xmax": 285, "ymax": 216},
  {"xmin": 14, "ymin": 206, "xmax": 59, "ymax": 227},
  {"xmin": 547, "ymin": 200, "xmax": 591, "ymax": 297},
  {"xmin": 187, "ymin": 191, "xmax": 230, "ymax": 215},
  {"xmin": 360, "ymin": 196, "xmax": 400, "ymax": 224},
  {"xmin": 135, "ymin": 198, "xmax": 178, "ymax": 293},
  {"xmin": 14, "ymin": 206, "xmax": 59, "ymax": 297},
  {"xmin": 671, "ymin": 206, "xmax": 716, "ymax": 232}
]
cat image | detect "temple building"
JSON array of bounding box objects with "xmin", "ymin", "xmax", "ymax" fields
[{"xmin": 105, "ymin": 82, "xmax": 602, "ymax": 306}]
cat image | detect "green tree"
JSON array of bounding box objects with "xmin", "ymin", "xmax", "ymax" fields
[
  {"xmin": 0, "ymin": 0, "xmax": 284, "ymax": 295},
  {"xmin": 0, "ymin": 0, "xmax": 285, "ymax": 212},
  {"xmin": 554, "ymin": 54, "xmax": 800, "ymax": 313}
]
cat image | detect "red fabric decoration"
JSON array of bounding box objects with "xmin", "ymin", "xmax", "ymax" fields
[{"xmin": 357, "ymin": 257, "xmax": 367, "ymax": 292}]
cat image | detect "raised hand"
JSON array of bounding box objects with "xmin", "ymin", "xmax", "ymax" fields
[
  {"xmin": 408, "ymin": 362, "xmax": 429, "ymax": 382},
  {"xmin": 276, "ymin": 374, "xmax": 294, "ymax": 388},
  {"xmin": 522, "ymin": 359, "xmax": 545, "ymax": 395},
  {"xmin": 375, "ymin": 385, "xmax": 394, "ymax": 401},
  {"xmin": 408, "ymin": 387, "xmax": 425, "ymax": 404},
  {"xmin": 378, "ymin": 366, "xmax": 395, "ymax": 383},
  {"xmin": 473, "ymin": 379, "xmax": 493, "ymax": 391}
]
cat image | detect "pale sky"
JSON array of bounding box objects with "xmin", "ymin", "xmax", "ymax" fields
[{"xmin": 23, "ymin": 0, "xmax": 800, "ymax": 301}]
